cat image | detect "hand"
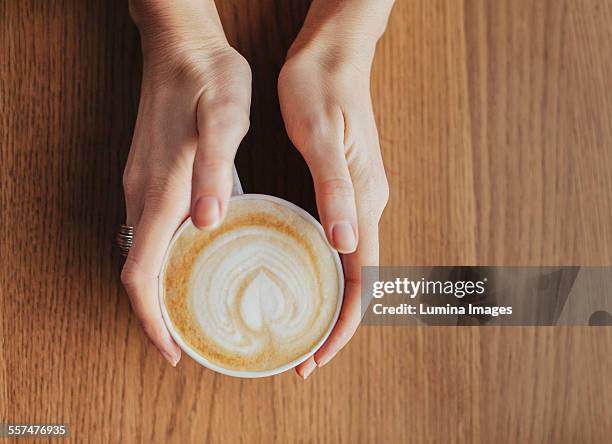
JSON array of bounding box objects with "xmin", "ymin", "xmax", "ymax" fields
[
  {"xmin": 121, "ymin": 1, "xmax": 251, "ymax": 366},
  {"xmin": 278, "ymin": 26, "xmax": 390, "ymax": 378}
]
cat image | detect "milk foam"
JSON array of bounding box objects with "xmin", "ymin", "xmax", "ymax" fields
[{"xmin": 163, "ymin": 197, "xmax": 341, "ymax": 372}]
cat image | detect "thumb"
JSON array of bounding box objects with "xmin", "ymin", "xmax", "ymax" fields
[
  {"xmin": 294, "ymin": 118, "xmax": 358, "ymax": 253},
  {"xmin": 191, "ymin": 99, "xmax": 250, "ymax": 229}
]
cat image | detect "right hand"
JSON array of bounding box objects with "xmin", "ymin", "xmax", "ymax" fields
[{"xmin": 121, "ymin": 1, "xmax": 252, "ymax": 366}]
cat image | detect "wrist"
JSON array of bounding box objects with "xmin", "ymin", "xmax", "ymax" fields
[
  {"xmin": 130, "ymin": 0, "xmax": 228, "ymax": 61},
  {"xmin": 288, "ymin": 0, "xmax": 394, "ymax": 64}
]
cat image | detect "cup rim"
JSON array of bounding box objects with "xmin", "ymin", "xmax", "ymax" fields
[{"xmin": 158, "ymin": 193, "xmax": 345, "ymax": 378}]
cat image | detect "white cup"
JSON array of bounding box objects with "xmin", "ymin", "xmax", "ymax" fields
[{"xmin": 158, "ymin": 194, "xmax": 344, "ymax": 378}]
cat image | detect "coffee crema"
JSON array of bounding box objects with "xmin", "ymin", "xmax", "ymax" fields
[{"xmin": 162, "ymin": 196, "xmax": 341, "ymax": 373}]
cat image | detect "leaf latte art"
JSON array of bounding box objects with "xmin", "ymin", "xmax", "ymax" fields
[{"xmin": 162, "ymin": 196, "xmax": 342, "ymax": 373}]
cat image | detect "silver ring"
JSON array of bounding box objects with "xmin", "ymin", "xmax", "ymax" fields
[{"xmin": 116, "ymin": 224, "xmax": 134, "ymax": 257}]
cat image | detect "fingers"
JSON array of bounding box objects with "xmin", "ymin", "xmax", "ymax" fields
[
  {"xmin": 295, "ymin": 356, "xmax": 317, "ymax": 379},
  {"xmin": 293, "ymin": 220, "xmax": 380, "ymax": 379},
  {"xmin": 293, "ymin": 117, "xmax": 359, "ymax": 254},
  {"xmin": 121, "ymin": 193, "xmax": 188, "ymax": 366},
  {"xmin": 191, "ymin": 95, "xmax": 251, "ymax": 230},
  {"xmin": 314, "ymin": 222, "xmax": 380, "ymax": 367}
]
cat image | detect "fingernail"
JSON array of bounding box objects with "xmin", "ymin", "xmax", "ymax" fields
[
  {"xmin": 193, "ymin": 196, "xmax": 221, "ymax": 229},
  {"xmin": 331, "ymin": 222, "xmax": 357, "ymax": 253},
  {"xmin": 162, "ymin": 349, "xmax": 180, "ymax": 367},
  {"xmin": 161, "ymin": 331, "xmax": 181, "ymax": 367},
  {"xmin": 301, "ymin": 360, "xmax": 317, "ymax": 379},
  {"xmin": 315, "ymin": 353, "xmax": 333, "ymax": 368}
]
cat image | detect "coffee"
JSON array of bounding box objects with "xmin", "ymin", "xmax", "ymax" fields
[{"xmin": 160, "ymin": 195, "xmax": 342, "ymax": 375}]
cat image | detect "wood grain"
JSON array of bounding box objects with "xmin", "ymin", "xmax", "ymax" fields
[{"xmin": 1, "ymin": 0, "xmax": 611, "ymax": 442}]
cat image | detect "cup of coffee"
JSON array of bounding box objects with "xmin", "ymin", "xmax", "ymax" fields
[{"xmin": 159, "ymin": 194, "xmax": 344, "ymax": 377}]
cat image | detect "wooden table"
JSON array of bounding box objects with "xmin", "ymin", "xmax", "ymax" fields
[{"xmin": 1, "ymin": 0, "xmax": 611, "ymax": 442}]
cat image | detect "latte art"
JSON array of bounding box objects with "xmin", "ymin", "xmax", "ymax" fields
[{"xmin": 162, "ymin": 196, "xmax": 342, "ymax": 373}]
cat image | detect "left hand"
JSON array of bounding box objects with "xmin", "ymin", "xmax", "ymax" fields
[
  {"xmin": 278, "ymin": 39, "xmax": 389, "ymax": 378},
  {"xmin": 122, "ymin": 0, "xmax": 252, "ymax": 366}
]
